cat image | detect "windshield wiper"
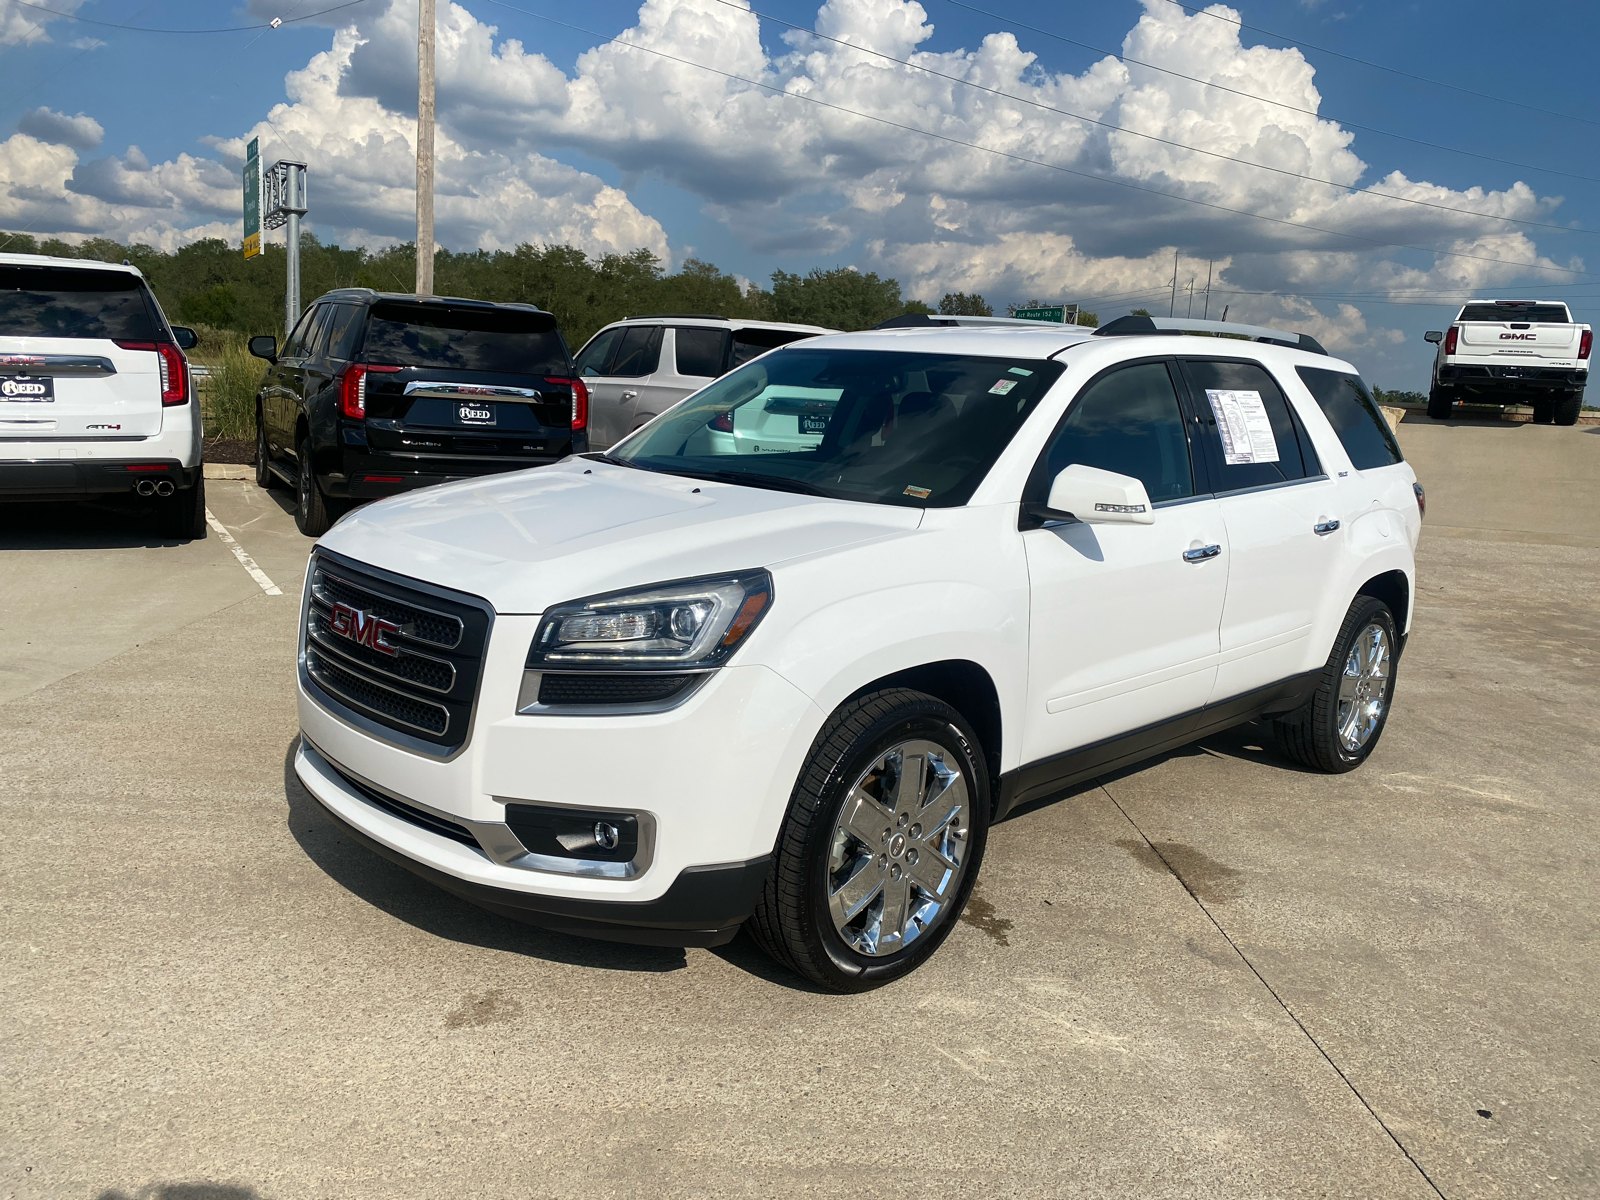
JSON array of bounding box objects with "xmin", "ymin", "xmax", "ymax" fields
[{"xmin": 657, "ymin": 467, "xmax": 830, "ymax": 497}]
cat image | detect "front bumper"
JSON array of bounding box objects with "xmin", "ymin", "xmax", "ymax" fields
[{"xmin": 295, "ymin": 627, "xmax": 824, "ymax": 945}]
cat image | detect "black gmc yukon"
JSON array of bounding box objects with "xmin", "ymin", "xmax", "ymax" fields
[{"xmin": 250, "ymin": 290, "xmax": 587, "ymax": 535}]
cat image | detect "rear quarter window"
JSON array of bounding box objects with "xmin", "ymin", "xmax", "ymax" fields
[
  {"xmin": 364, "ymin": 303, "xmax": 569, "ymax": 374},
  {"xmin": 1295, "ymin": 367, "xmax": 1403, "ymax": 471},
  {"xmin": 0, "ymin": 266, "xmax": 157, "ymax": 340}
]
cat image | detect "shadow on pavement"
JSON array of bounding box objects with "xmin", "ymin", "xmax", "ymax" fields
[
  {"xmin": 0, "ymin": 498, "xmax": 199, "ymax": 550},
  {"xmin": 281, "ymin": 740, "xmax": 689, "ymax": 973},
  {"xmin": 96, "ymin": 1187, "xmax": 263, "ymax": 1200}
]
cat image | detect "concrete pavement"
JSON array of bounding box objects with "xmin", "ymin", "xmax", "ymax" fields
[{"xmin": 2, "ymin": 425, "xmax": 1596, "ymax": 1198}]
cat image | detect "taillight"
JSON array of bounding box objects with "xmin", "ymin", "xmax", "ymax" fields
[
  {"xmin": 1580, "ymin": 330, "xmax": 1593, "ymax": 360},
  {"xmin": 339, "ymin": 363, "xmax": 401, "ymax": 419},
  {"xmin": 1414, "ymin": 481, "xmax": 1426, "ymax": 518},
  {"xmin": 544, "ymin": 376, "xmax": 588, "ymax": 430},
  {"xmin": 114, "ymin": 340, "xmax": 188, "ymax": 406},
  {"xmin": 710, "ymin": 410, "xmax": 735, "ymax": 432},
  {"xmin": 1443, "ymin": 326, "xmax": 1459, "ymax": 355}
]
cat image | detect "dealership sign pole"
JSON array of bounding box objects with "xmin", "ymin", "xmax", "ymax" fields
[
  {"xmin": 262, "ymin": 160, "xmax": 309, "ymax": 336},
  {"xmin": 242, "ymin": 138, "xmax": 261, "ymax": 260}
]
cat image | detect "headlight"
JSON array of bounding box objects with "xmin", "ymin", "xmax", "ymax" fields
[{"xmin": 527, "ymin": 570, "xmax": 773, "ymax": 670}]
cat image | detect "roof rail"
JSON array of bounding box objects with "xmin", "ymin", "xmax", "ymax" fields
[
  {"xmin": 1094, "ymin": 314, "xmax": 1328, "ymax": 356},
  {"xmin": 625, "ymin": 313, "xmax": 729, "ymax": 321},
  {"xmin": 873, "ymin": 313, "xmax": 1087, "ymax": 331}
]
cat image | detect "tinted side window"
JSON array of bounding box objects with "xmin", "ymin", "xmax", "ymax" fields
[
  {"xmin": 610, "ymin": 326, "xmax": 662, "ymax": 377},
  {"xmin": 733, "ymin": 327, "xmax": 814, "ymax": 368},
  {"xmin": 1295, "ymin": 367, "xmax": 1402, "ymax": 470},
  {"xmin": 574, "ymin": 328, "xmax": 622, "ymax": 377},
  {"xmin": 0, "ymin": 266, "xmax": 156, "ymax": 340},
  {"xmin": 1181, "ymin": 359, "xmax": 1316, "ymax": 491},
  {"xmin": 674, "ymin": 327, "xmax": 730, "ymax": 377},
  {"xmin": 281, "ymin": 306, "xmax": 320, "ymax": 358},
  {"xmin": 302, "ymin": 305, "xmax": 337, "ymax": 358},
  {"xmin": 1037, "ymin": 361, "xmax": 1194, "ymax": 503},
  {"xmin": 324, "ymin": 304, "xmax": 364, "ymax": 361}
]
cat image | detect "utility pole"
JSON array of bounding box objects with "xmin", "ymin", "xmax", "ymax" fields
[
  {"xmin": 415, "ymin": 0, "xmax": 436, "ymax": 296},
  {"xmin": 285, "ymin": 163, "xmax": 302, "ymax": 335},
  {"xmin": 1202, "ymin": 259, "xmax": 1213, "ymax": 320},
  {"xmin": 1186, "ymin": 276, "xmax": 1196, "ymax": 318},
  {"xmin": 1169, "ymin": 250, "xmax": 1178, "ymax": 317}
]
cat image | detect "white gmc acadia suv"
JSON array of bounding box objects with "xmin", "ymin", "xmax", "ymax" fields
[{"xmin": 293, "ymin": 313, "xmax": 1423, "ymax": 992}]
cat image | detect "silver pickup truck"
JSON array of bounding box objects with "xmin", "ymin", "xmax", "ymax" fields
[{"xmin": 1426, "ymin": 300, "xmax": 1590, "ymax": 425}]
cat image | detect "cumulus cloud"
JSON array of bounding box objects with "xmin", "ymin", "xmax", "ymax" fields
[
  {"xmin": 0, "ymin": 0, "xmax": 83, "ymax": 45},
  {"xmin": 17, "ymin": 106, "xmax": 103, "ymax": 150},
  {"xmin": 2, "ymin": 0, "xmax": 1584, "ymax": 364}
]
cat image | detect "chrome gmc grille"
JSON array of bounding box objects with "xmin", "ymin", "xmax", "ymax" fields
[{"xmin": 301, "ymin": 551, "xmax": 493, "ymax": 755}]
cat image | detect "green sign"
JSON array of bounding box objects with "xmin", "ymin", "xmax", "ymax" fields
[
  {"xmin": 242, "ymin": 137, "xmax": 261, "ymax": 259},
  {"xmin": 1013, "ymin": 305, "xmax": 1066, "ymax": 323}
]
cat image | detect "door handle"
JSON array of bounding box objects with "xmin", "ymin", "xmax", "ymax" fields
[
  {"xmin": 621, "ymin": 389, "xmax": 639, "ymax": 400},
  {"xmin": 1314, "ymin": 519, "xmax": 1341, "ymax": 535},
  {"xmin": 1183, "ymin": 544, "xmax": 1221, "ymax": 562}
]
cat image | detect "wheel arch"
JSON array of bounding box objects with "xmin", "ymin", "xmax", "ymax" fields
[
  {"xmin": 1357, "ymin": 568, "xmax": 1411, "ymax": 638},
  {"xmin": 841, "ymin": 659, "xmax": 1003, "ymax": 797}
]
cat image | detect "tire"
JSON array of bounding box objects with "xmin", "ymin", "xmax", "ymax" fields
[
  {"xmin": 255, "ymin": 410, "xmax": 278, "ymax": 489},
  {"xmin": 295, "ymin": 435, "xmax": 334, "ymax": 537},
  {"xmin": 157, "ymin": 476, "xmax": 206, "ymax": 540},
  {"xmin": 1531, "ymin": 397, "xmax": 1555, "ymax": 425},
  {"xmin": 1426, "ymin": 387, "xmax": 1453, "ymax": 420},
  {"xmin": 748, "ymin": 688, "xmax": 991, "ymax": 992},
  {"xmin": 1274, "ymin": 596, "xmax": 1399, "ymax": 774},
  {"xmin": 1554, "ymin": 391, "xmax": 1582, "ymax": 426}
]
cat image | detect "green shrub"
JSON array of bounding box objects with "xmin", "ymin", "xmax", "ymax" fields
[{"xmin": 189, "ymin": 325, "xmax": 265, "ymax": 441}]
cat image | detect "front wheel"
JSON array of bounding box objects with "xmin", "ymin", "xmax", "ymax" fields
[
  {"xmin": 1531, "ymin": 397, "xmax": 1555, "ymax": 425},
  {"xmin": 1274, "ymin": 596, "xmax": 1399, "ymax": 773},
  {"xmin": 748, "ymin": 689, "xmax": 990, "ymax": 992},
  {"xmin": 1426, "ymin": 387, "xmax": 1453, "ymax": 420}
]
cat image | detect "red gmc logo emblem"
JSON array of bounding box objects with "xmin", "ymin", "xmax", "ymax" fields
[{"xmin": 329, "ymin": 601, "xmax": 401, "ymax": 656}]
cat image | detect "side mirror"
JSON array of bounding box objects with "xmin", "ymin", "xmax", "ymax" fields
[
  {"xmin": 1424, "ymin": 330, "xmax": 1443, "ymax": 344},
  {"xmin": 248, "ymin": 335, "xmax": 278, "ymax": 362},
  {"xmin": 170, "ymin": 326, "xmax": 198, "ymax": 350},
  {"xmin": 1027, "ymin": 464, "xmax": 1156, "ymax": 527}
]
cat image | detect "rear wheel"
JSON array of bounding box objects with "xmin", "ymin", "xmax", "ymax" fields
[
  {"xmin": 157, "ymin": 476, "xmax": 206, "ymax": 540},
  {"xmin": 295, "ymin": 436, "xmax": 335, "ymax": 537},
  {"xmin": 1274, "ymin": 596, "xmax": 1399, "ymax": 774},
  {"xmin": 748, "ymin": 688, "xmax": 990, "ymax": 992},
  {"xmin": 1554, "ymin": 391, "xmax": 1582, "ymax": 426},
  {"xmin": 1426, "ymin": 387, "xmax": 1453, "ymax": 420}
]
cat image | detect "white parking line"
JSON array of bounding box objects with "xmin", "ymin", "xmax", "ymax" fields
[{"xmin": 205, "ymin": 508, "xmax": 283, "ymax": 596}]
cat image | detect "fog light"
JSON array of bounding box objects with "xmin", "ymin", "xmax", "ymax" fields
[
  {"xmin": 504, "ymin": 803, "xmax": 639, "ymax": 863},
  {"xmin": 594, "ymin": 821, "xmax": 620, "ymax": 850}
]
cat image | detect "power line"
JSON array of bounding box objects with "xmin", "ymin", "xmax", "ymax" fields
[
  {"xmin": 945, "ymin": 0, "xmax": 1600, "ymax": 187},
  {"xmin": 478, "ymin": 0, "xmax": 1596, "ymax": 277},
  {"xmin": 12, "ymin": 0, "xmax": 371, "ymax": 34},
  {"xmin": 719, "ymin": 0, "xmax": 1596, "ymax": 240},
  {"xmin": 1156, "ymin": 0, "xmax": 1599, "ymax": 128}
]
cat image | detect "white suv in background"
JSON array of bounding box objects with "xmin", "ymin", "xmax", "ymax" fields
[
  {"xmin": 0, "ymin": 253, "xmax": 205, "ymax": 537},
  {"xmin": 293, "ymin": 312, "xmax": 1422, "ymax": 992},
  {"xmin": 573, "ymin": 315, "xmax": 834, "ymax": 447}
]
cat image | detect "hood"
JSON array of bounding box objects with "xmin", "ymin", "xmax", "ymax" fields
[{"xmin": 317, "ymin": 458, "xmax": 923, "ymax": 613}]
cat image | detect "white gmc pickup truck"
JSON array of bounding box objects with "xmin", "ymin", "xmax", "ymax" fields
[{"xmin": 1425, "ymin": 299, "xmax": 1590, "ymax": 425}]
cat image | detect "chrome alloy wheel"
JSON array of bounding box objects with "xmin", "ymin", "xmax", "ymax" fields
[
  {"xmin": 826, "ymin": 738, "xmax": 972, "ymax": 957},
  {"xmin": 1337, "ymin": 622, "xmax": 1392, "ymax": 752}
]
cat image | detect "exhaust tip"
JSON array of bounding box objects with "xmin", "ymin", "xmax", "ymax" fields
[
  {"xmin": 155, "ymin": 480, "xmax": 175, "ymax": 497},
  {"xmin": 136, "ymin": 479, "xmax": 155, "ymax": 496}
]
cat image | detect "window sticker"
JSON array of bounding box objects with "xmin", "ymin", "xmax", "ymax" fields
[
  {"xmin": 1205, "ymin": 389, "xmax": 1280, "ymax": 465},
  {"xmin": 988, "ymin": 379, "xmax": 1018, "ymax": 395},
  {"xmin": 1007, "ymin": 367, "xmax": 1033, "ymax": 376},
  {"xmin": 903, "ymin": 484, "xmax": 932, "ymax": 499}
]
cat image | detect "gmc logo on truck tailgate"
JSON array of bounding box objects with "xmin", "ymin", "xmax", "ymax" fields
[
  {"xmin": 1500, "ymin": 333, "xmax": 1537, "ymax": 340},
  {"xmin": 328, "ymin": 601, "xmax": 401, "ymax": 656}
]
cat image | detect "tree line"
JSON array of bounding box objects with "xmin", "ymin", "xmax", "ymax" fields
[{"xmin": 0, "ymin": 230, "xmax": 1074, "ymax": 349}]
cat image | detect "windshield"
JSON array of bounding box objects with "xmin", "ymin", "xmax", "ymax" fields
[
  {"xmin": 608, "ymin": 347, "xmax": 1066, "ymax": 507},
  {"xmin": 363, "ymin": 302, "xmax": 569, "ymax": 374}
]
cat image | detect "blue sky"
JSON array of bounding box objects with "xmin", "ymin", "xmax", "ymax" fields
[{"xmin": 3, "ymin": 0, "xmax": 1598, "ymax": 387}]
